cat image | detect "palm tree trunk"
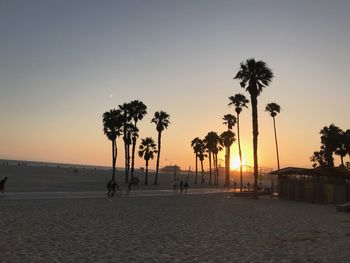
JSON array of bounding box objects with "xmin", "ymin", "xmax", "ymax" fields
[
  {"xmin": 127, "ymin": 143, "xmax": 131, "ymax": 183},
  {"xmin": 131, "ymin": 138, "xmax": 136, "ymax": 179},
  {"xmin": 340, "ymin": 155, "xmax": 344, "ymax": 166},
  {"xmin": 273, "ymin": 117, "xmax": 280, "ymax": 170},
  {"xmin": 195, "ymin": 155, "xmax": 198, "ymax": 184},
  {"xmin": 145, "ymin": 159, "xmax": 149, "ymax": 185},
  {"xmin": 226, "ymin": 146, "xmax": 230, "ymax": 186},
  {"xmin": 200, "ymin": 159, "xmax": 205, "ymax": 184},
  {"xmin": 154, "ymin": 131, "xmax": 161, "ymax": 185},
  {"xmin": 237, "ymin": 113, "xmax": 243, "ymax": 192},
  {"xmin": 131, "ymin": 120, "xmax": 138, "ymax": 180},
  {"xmin": 215, "ymin": 153, "xmax": 219, "ymax": 185},
  {"xmin": 251, "ymin": 95, "xmax": 259, "ymax": 199},
  {"xmin": 208, "ymin": 152, "xmax": 212, "ymax": 185},
  {"xmin": 112, "ymin": 140, "xmax": 116, "ymax": 181}
]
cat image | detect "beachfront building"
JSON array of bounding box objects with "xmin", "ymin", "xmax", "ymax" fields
[{"xmin": 270, "ymin": 167, "xmax": 350, "ymax": 204}]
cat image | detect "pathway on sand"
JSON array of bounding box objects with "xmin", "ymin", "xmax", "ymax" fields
[{"xmin": 1, "ymin": 188, "xmax": 235, "ymax": 200}]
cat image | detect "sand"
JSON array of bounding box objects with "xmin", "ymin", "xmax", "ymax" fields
[
  {"xmin": 1, "ymin": 194, "xmax": 350, "ymax": 262},
  {"xmin": 1, "ymin": 164, "xmax": 349, "ymax": 262}
]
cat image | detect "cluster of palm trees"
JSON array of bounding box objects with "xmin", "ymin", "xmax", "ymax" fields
[
  {"xmin": 311, "ymin": 124, "xmax": 350, "ymax": 168},
  {"xmin": 102, "ymin": 100, "xmax": 170, "ymax": 185},
  {"xmin": 191, "ymin": 58, "xmax": 282, "ymax": 198}
]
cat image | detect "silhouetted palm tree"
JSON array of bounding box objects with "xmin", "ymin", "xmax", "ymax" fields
[
  {"xmin": 335, "ymin": 129, "xmax": 347, "ymax": 166},
  {"xmin": 320, "ymin": 124, "xmax": 342, "ymax": 167},
  {"xmin": 191, "ymin": 137, "xmax": 202, "ymax": 184},
  {"xmin": 310, "ymin": 150, "xmax": 326, "ymax": 168},
  {"xmin": 204, "ymin": 132, "xmax": 221, "ymax": 185},
  {"xmin": 229, "ymin": 93, "xmax": 249, "ymax": 192},
  {"xmin": 265, "ymin": 102, "xmax": 281, "ymax": 170},
  {"xmin": 138, "ymin": 137, "xmax": 157, "ymax": 185},
  {"xmin": 129, "ymin": 100, "xmax": 147, "ymax": 180},
  {"xmin": 119, "ymin": 102, "xmax": 132, "ymax": 183},
  {"xmin": 151, "ymin": 111, "xmax": 170, "ymax": 185},
  {"xmin": 197, "ymin": 140, "xmax": 207, "ymax": 184},
  {"xmin": 220, "ymin": 130, "xmax": 236, "ymax": 186},
  {"xmin": 345, "ymin": 130, "xmax": 350, "ymax": 161},
  {"xmin": 102, "ymin": 109, "xmax": 123, "ymax": 181},
  {"xmin": 124, "ymin": 123, "xmax": 138, "ymax": 182},
  {"xmin": 234, "ymin": 58, "xmax": 274, "ymax": 198},
  {"xmin": 222, "ymin": 114, "xmax": 236, "ymax": 130}
]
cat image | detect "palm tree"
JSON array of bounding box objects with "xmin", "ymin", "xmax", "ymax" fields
[
  {"xmin": 129, "ymin": 100, "xmax": 147, "ymax": 180},
  {"xmin": 138, "ymin": 137, "xmax": 157, "ymax": 185},
  {"xmin": 102, "ymin": 109, "xmax": 123, "ymax": 181},
  {"xmin": 204, "ymin": 132, "xmax": 221, "ymax": 185},
  {"xmin": 265, "ymin": 102, "xmax": 281, "ymax": 170},
  {"xmin": 234, "ymin": 58, "xmax": 274, "ymax": 198},
  {"xmin": 119, "ymin": 102, "xmax": 132, "ymax": 183},
  {"xmin": 320, "ymin": 124, "xmax": 342, "ymax": 167},
  {"xmin": 197, "ymin": 140, "xmax": 207, "ymax": 184},
  {"xmin": 310, "ymin": 150, "xmax": 327, "ymax": 168},
  {"xmin": 229, "ymin": 93, "xmax": 249, "ymax": 192},
  {"xmin": 151, "ymin": 111, "xmax": 170, "ymax": 185},
  {"xmin": 223, "ymin": 114, "xmax": 236, "ymax": 130},
  {"xmin": 220, "ymin": 130, "xmax": 236, "ymax": 186},
  {"xmin": 124, "ymin": 123, "xmax": 138, "ymax": 182},
  {"xmin": 191, "ymin": 137, "xmax": 202, "ymax": 184},
  {"xmin": 335, "ymin": 130, "xmax": 347, "ymax": 166}
]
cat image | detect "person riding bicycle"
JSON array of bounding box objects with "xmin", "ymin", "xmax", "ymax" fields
[{"xmin": 107, "ymin": 179, "xmax": 117, "ymax": 197}]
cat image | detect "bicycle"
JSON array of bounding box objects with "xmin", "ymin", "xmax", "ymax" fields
[{"xmin": 107, "ymin": 183, "xmax": 123, "ymax": 198}]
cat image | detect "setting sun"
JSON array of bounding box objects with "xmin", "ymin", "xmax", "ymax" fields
[{"xmin": 230, "ymin": 156, "xmax": 247, "ymax": 171}]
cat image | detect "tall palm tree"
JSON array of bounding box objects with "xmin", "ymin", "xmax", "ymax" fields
[
  {"xmin": 191, "ymin": 137, "xmax": 202, "ymax": 184},
  {"xmin": 138, "ymin": 137, "xmax": 157, "ymax": 185},
  {"xmin": 151, "ymin": 111, "xmax": 170, "ymax": 185},
  {"xmin": 320, "ymin": 124, "xmax": 342, "ymax": 167},
  {"xmin": 265, "ymin": 102, "xmax": 281, "ymax": 170},
  {"xmin": 197, "ymin": 140, "xmax": 207, "ymax": 184},
  {"xmin": 222, "ymin": 114, "xmax": 236, "ymax": 130},
  {"xmin": 229, "ymin": 93, "xmax": 249, "ymax": 192},
  {"xmin": 119, "ymin": 102, "xmax": 132, "ymax": 183},
  {"xmin": 124, "ymin": 123, "xmax": 138, "ymax": 183},
  {"xmin": 129, "ymin": 100, "xmax": 147, "ymax": 180},
  {"xmin": 234, "ymin": 58, "xmax": 274, "ymax": 198},
  {"xmin": 204, "ymin": 132, "xmax": 221, "ymax": 185},
  {"xmin": 102, "ymin": 109, "xmax": 123, "ymax": 181},
  {"xmin": 220, "ymin": 130, "xmax": 236, "ymax": 186}
]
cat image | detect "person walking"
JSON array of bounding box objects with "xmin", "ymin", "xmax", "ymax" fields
[
  {"xmin": 184, "ymin": 180, "xmax": 189, "ymax": 194},
  {"xmin": 179, "ymin": 180, "xmax": 184, "ymax": 194},
  {"xmin": 0, "ymin": 176, "xmax": 8, "ymax": 194}
]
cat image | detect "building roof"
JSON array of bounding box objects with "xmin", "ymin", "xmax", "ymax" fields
[{"xmin": 269, "ymin": 166, "xmax": 350, "ymax": 177}]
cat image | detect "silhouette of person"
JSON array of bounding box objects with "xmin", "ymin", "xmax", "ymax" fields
[
  {"xmin": 107, "ymin": 179, "xmax": 116, "ymax": 197},
  {"xmin": 179, "ymin": 180, "xmax": 184, "ymax": 194},
  {"xmin": 247, "ymin": 182, "xmax": 251, "ymax": 191},
  {"xmin": 0, "ymin": 176, "xmax": 8, "ymax": 194},
  {"xmin": 184, "ymin": 180, "xmax": 189, "ymax": 194},
  {"xmin": 173, "ymin": 179, "xmax": 178, "ymax": 191},
  {"xmin": 127, "ymin": 181, "xmax": 132, "ymax": 196}
]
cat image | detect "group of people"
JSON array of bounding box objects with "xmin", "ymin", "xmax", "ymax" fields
[{"xmin": 173, "ymin": 178, "xmax": 189, "ymax": 194}]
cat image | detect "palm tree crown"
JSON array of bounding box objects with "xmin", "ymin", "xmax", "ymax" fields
[
  {"xmin": 102, "ymin": 109, "xmax": 123, "ymax": 141},
  {"xmin": 152, "ymin": 111, "xmax": 170, "ymax": 132},
  {"xmin": 234, "ymin": 58, "xmax": 274, "ymax": 96},
  {"xmin": 265, "ymin": 102, "xmax": 281, "ymax": 117},
  {"xmin": 223, "ymin": 114, "xmax": 236, "ymax": 130},
  {"xmin": 228, "ymin": 93, "xmax": 249, "ymax": 114}
]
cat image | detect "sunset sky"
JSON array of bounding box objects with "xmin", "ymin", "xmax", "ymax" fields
[{"xmin": 1, "ymin": 0, "xmax": 349, "ymax": 170}]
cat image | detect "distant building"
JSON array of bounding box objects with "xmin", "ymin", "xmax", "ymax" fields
[{"xmin": 160, "ymin": 165, "xmax": 181, "ymax": 174}]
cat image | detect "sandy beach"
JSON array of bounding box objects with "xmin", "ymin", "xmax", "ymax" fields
[
  {"xmin": 1, "ymin": 164, "xmax": 350, "ymax": 262},
  {"xmin": 1, "ymin": 193, "xmax": 350, "ymax": 262}
]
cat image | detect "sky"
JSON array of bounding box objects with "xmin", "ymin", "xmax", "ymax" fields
[{"xmin": 1, "ymin": 0, "xmax": 350, "ymax": 170}]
